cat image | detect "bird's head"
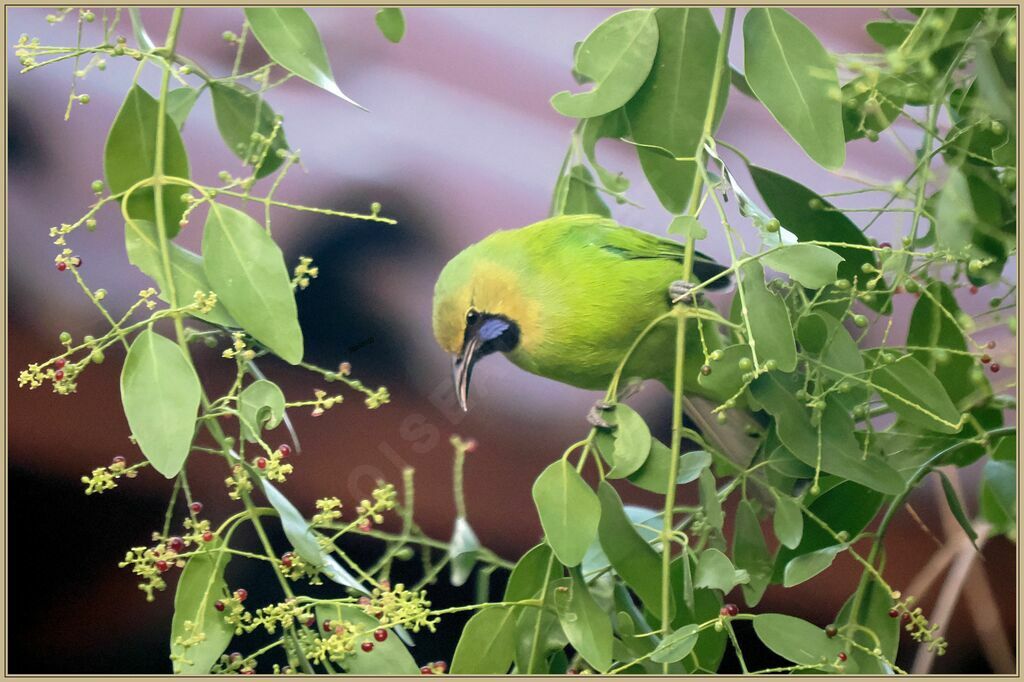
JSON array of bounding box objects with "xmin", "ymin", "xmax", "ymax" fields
[{"xmin": 432, "ymin": 244, "xmax": 540, "ymax": 411}]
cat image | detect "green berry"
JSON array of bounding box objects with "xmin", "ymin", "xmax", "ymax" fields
[
  {"xmin": 78, "ymin": 94, "xmax": 90, "ymax": 105},
  {"xmin": 716, "ymin": 412, "xmax": 728, "ymax": 424},
  {"xmin": 91, "ymin": 179, "xmax": 104, "ymax": 194},
  {"xmin": 90, "ymin": 349, "xmax": 105, "ymax": 364},
  {"xmin": 764, "ymin": 359, "xmax": 777, "ymax": 371},
  {"xmin": 904, "ymin": 279, "xmax": 920, "ymax": 293},
  {"xmin": 59, "ymin": 331, "xmax": 72, "ymax": 344},
  {"xmin": 738, "ymin": 357, "xmax": 752, "ymax": 371},
  {"xmin": 370, "ymin": 201, "xmax": 382, "ymax": 215},
  {"xmin": 82, "ymin": 10, "xmax": 95, "ymax": 22},
  {"xmin": 834, "ymin": 279, "xmax": 851, "ymax": 290},
  {"xmin": 222, "ymin": 30, "xmax": 237, "ymax": 42},
  {"xmin": 766, "ymin": 219, "xmax": 780, "ymax": 233},
  {"xmin": 86, "ymin": 218, "xmax": 97, "ymax": 231},
  {"xmin": 852, "ymin": 314, "xmax": 868, "ymax": 328},
  {"xmin": 861, "ymin": 262, "xmax": 874, "ymax": 274}
]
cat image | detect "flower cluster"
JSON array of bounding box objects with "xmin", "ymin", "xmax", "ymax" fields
[
  {"xmin": 293, "ymin": 256, "xmax": 319, "ymax": 291},
  {"xmin": 225, "ymin": 463, "xmax": 254, "ymax": 501},
  {"xmin": 81, "ymin": 456, "xmax": 140, "ymax": 495},
  {"xmin": 892, "ymin": 595, "xmax": 947, "ymax": 655},
  {"xmin": 222, "ymin": 332, "xmax": 255, "ymax": 362},
  {"xmin": 309, "ymin": 389, "xmax": 343, "ymax": 417},
  {"xmin": 364, "ymin": 386, "xmax": 390, "ymax": 409},
  {"xmin": 360, "ymin": 582, "xmax": 439, "ymax": 634},
  {"xmin": 354, "ymin": 483, "xmax": 398, "ymax": 531},
  {"xmin": 252, "ymin": 446, "xmax": 294, "ymax": 484},
  {"xmin": 312, "ymin": 497, "xmax": 343, "ymax": 525}
]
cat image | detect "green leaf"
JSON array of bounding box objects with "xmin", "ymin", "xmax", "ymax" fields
[
  {"xmin": 210, "ymin": 83, "xmax": 288, "ymax": 179},
  {"xmin": 750, "ymin": 377, "xmax": 904, "ymax": 494},
  {"xmin": 244, "ymin": 8, "xmax": 363, "ymax": 109},
  {"xmin": 739, "ymin": 261, "xmax": 798, "ymax": 372},
  {"xmin": 783, "ymin": 544, "xmax": 844, "ymax": 587},
  {"xmin": 773, "ymin": 481, "xmax": 882, "ymax": 583},
  {"xmin": 762, "ymin": 243, "xmax": 844, "ymax": 289},
  {"xmin": 123, "ymin": 219, "xmax": 237, "ymax": 327},
  {"xmin": 937, "ymin": 472, "xmax": 979, "ymax": 549},
  {"xmin": 835, "ymin": 578, "xmax": 899, "ymax": 674},
  {"xmin": 668, "ymin": 216, "xmax": 708, "ymax": 240},
  {"xmin": 504, "ymin": 543, "xmax": 559, "ymax": 602},
  {"xmin": 128, "ymin": 8, "xmax": 155, "ymax": 51},
  {"xmin": 552, "ymin": 569, "xmax": 613, "ymax": 673},
  {"xmin": 752, "ymin": 613, "xmax": 842, "ymax": 664},
  {"xmin": 841, "ymin": 74, "xmax": 906, "ymax": 141},
  {"xmin": 698, "ymin": 468, "xmax": 723, "ymax": 530},
  {"xmin": 552, "ymin": 164, "xmax": 611, "ymax": 218},
  {"xmin": 449, "ymin": 516, "xmax": 480, "ymax": 586},
  {"xmin": 743, "ymin": 8, "xmax": 845, "ymax": 169},
  {"xmin": 121, "ymin": 330, "xmax": 200, "ymax": 478},
  {"xmin": 678, "ymin": 450, "xmax": 713, "ymax": 484},
  {"xmin": 451, "ymin": 606, "xmax": 517, "ymax": 674},
  {"xmin": 698, "ymin": 344, "xmax": 754, "ymax": 398},
  {"xmin": 749, "ymin": 166, "xmax": 878, "ymax": 292},
  {"xmin": 796, "ymin": 312, "xmax": 864, "ymax": 384},
  {"xmin": 605, "ymin": 404, "xmax": 651, "ymax": 478},
  {"xmin": 375, "ymin": 8, "xmax": 405, "ymax": 43},
  {"xmin": 166, "ymin": 87, "xmax": 200, "ymax": 129},
  {"xmin": 772, "ymin": 494, "xmax": 804, "ymax": 550},
  {"xmin": 935, "ymin": 167, "xmax": 977, "ymax": 256},
  {"xmin": 733, "ymin": 500, "xmax": 771, "ymax": 606},
  {"xmin": 104, "ymin": 85, "xmax": 190, "ymax": 238},
  {"xmin": 532, "ymin": 460, "xmax": 601, "ymax": 567},
  {"xmin": 514, "ymin": 584, "xmax": 568, "ymax": 673},
  {"xmin": 869, "ymin": 354, "xmax": 962, "ymax": 433},
  {"xmin": 238, "ymin": 379, "xmax": 286, "ymax": 442},
  {"xmin": 201, "ymin": 202, "xmax": 304, "ymax": 364},
  {"xmin": 315, "ymin": 604, "xmax": 418, "ymax": 673},
  {"xmin": 651, "ymin": 624, "xmax": 699, "ymax": 664},
  {"xmin": 621, "ymin": 440, "xmax": 709, "ymax": 493},
  {"xmin": 731, "ymin": 66, "xmax": 756, "ymax": 98},
  {"xmin": 170, "ymin": 543, "xmax": 233, "ymax": 673},
  {"xmin": 865, "ymin": 20, "xmax": 913, "ymax": 48},
  {"xmin": 580, "ymin": 110, "xmax": 630, "ymax": 193},
  {"xmin": 980, "ymin": 459, "xmax": 1015, "ymax": 533},
  {"xmin": 626, "ymin": 8, "xmax": 726, "ymax": 213},
  {"xmin": 693, "ymin": 548, "xmax": 747, "ymax": 593},
  {"xmin": 551, "ymin": 9, "xmax": 658, "ymax": 119},
  {"xmin": 597, "ymin": 481, "xmax": 670, "ymax": 619}
]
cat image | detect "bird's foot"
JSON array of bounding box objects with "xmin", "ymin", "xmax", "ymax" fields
[
  {"xmin": 670, "ymin": 280, "xmax": 698, "ymax": 304},
  {"xmin": 587, "ymin": 401, "xmax": 614, "ymax": 429}
]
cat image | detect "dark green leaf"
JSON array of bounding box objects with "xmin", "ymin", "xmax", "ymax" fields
[
  {"xmin": 651, "ymin": 624, "xmax": 699, "ymax": 664},
  {"xmin": 937, "ymin": 472, "xmax": 979, "ymax": 549},
  {"xmin": 552, "ymin": 569, "xmax": 613, "ymax": 673},
  {"xmin": 869, "ymin": 354, "xmax": 962, "ymax": 433},
  {"xmin": 841, "ymin": 75, "xmax": 906, "ymax": 141},
  {"xmin": 170, "ymin": 543, "xmax": 232, "ymax": 673},
  {"xmin": 743, "ymin": 9, "xmax": 845, "ymax": 169},
  {"xmin": 451, "ymin": 607, "xmax": 517, "ymax": 674},
  {"xmin": 580, "ymin": 110, "xmax": 630, "ymax": 193},
  {"xmin": 606, "ymin": 404, "xmax": 651, "ymax": 478},
  {"xmin": 626, "ymin": 8, "xmax": 726, "ymax": 213},
  {"xmin": 752, "ymin": 613, "xmax": 842, "ymax": 664},
  {"xmin": 504, "ymin": 544, "xmax": 559, "ymax": 602},
  {"xmin": 731, "ymin": 66, "xmax": 756, "ymax": 98},
  {"xmin": 201, "ymin": 202, "xmax": 304, "ymax": 364},
  {"xmin": 908, "ymin": 283, "xmax": 984, "ymax": 408},
  {"xmin": 375, "ymin": 8, "xmax": 405, "ymax": 43},
  {"xmin": 835, "ymin": 578, "xmax": 899, "ymax": 674},
  {"xmin": 865, "ymin": 20, "xmax": 913, "ymax": 48},
  {"xmin": 980, "ymin": 459, "xmax": 1015, "ymax": 533},
  {"xmin": 551, "ymin": 9, "xmax": 659, "ymax": 119},
  {"xmin": 762, "ymin": 243, "xmax": 844, "ymax": 289},
  {"xmin": 449, "ymin": 516, "xmax": 480, "ymax": 586},
  {"xmin": 244, "ymin": 8, "xmax": 363, "ymax": 108},
  {"xmin": 123, "ymin": 219, "xmax": 236, "ymax": 327},
  {"xmin": 739, "ymin": 261, "xmax": 798, "ymax": 372},
  {"xmin": 698, "ymin": 343, "xmax": 754, "ymax": 398},
  {"xmin": 597, "ymin": 481, "xmax": 671, "ymax": 619},
  {"xmin": 772, "ymin": 494, "xmax": 804, "ymax": 550},
  {"xmin": 783, "ymin": 544, "xmax": 844, "ymax": 587},
  {"xmin": 532, "ymin": 460, "xmax": 601, "ymax": 567},
  {"xmin": 166, "ymin": 87, "xmax": 201, "ymax": 129},
  {"xmin": 797, "ymin": 312, "xmax": 865, "ymax": 384},
  {"xmin": 210, "ymin": 83, "xmax": 288, "ymax": 179},
  {"xmin": 121, "ymin": 330, "xmax": 200, "ymax": 478},
  {"xmin": 315, "ymin": 604, "xmax": 418, "ymax": 673},
  {"xmin": 238, "ymin": 379, "xmax": 285, "ymax": 442},
  {"xmin": 552, "ymin": 164, "xmax": 611, "ymax": 218},
  {"xmin": 733, "ymin": 500, "xmax": 771, "ymax": 606},
  {"xmin": 622, "ymin": 439, "xmax": 709, "ymax": 493},
  {"xmin": 104, "ymin": 85, "xmax": 190, "ymax": 238}
]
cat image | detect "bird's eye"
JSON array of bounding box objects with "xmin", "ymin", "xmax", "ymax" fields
[{"xmin": 466, "ymin": 309, "xmax": 479, "ymax": 325}]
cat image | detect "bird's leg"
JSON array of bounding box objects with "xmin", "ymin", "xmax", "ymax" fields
[
  {"xmin": 669, "ymin": 280, "xmax": 698, "ymax": 304},
  {"xmin": 587, "ymin": 400, "xmax": 614, "ymax": 429}
]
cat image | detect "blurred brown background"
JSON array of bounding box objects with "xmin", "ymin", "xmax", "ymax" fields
[{"xmin": 6, "ymin": 6, "xmax": 1015, "ymax": 673}]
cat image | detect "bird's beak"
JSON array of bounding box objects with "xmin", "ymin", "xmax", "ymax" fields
[{"xmin": 452, "ymin": 333, "xmax": 482, "ymax": 412}]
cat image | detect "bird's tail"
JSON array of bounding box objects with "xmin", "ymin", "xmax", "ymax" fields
[{"xmin": 682, "ymin": 394, "xmax": 763, "ymax": 472}]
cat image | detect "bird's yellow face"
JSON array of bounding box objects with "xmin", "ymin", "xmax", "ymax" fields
[{"xmin": 433, "ymin": 255, "xmax": 542, "ymax": 410}]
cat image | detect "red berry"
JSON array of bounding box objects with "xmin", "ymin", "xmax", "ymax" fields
[
  {"xmin": 464, "ymin": 439, "xmax": 478, "ymax": 453},
  {"xmin": 190, "ymin": 501, "xmax": 203, "ymax": 514},
  {"xmin": 970, "ymin": 286, "xmax": 979, "ymax": 295},
  {"xmin": 278, "ymin": 444, "xmax": 291, "ymax": 458},
  {"xmin": 825, "ymin": 625, "xmax": 838, "ymax": 638},
  {"xmin": 202, "ymin": 531, "xmax": 214, "ymax": 543},
  {"xmin": 214, "ymin": 600, "xmax": 225, "ymax": 612},
  {"xmin": 305, "ymin": 616, "xmax": 316, "ymax": 628},
  {"xmin": 55, "ymin": 358, "xmax": 66, "ymax": 369},
  {"xmin": 901, "ymin": 612, "xmax": 911, "ymax": 623},
  {"xmin": 987, "ymin": 340, "xmax": 997, "ymax": 349},
  {"xmin": 990, "ymin": 363, "xmax": 1001, "ymax": 373},
  {"xmin": 981, "ymin": 354, "xmax": 992, "ymax": 364},
  {"xmin": 235, "ymin": 588, "xmax": 248, "ymax": 602},
  {"xmin": 420, "ymin": 667, "xmax": 433, "ymax": 675},
  {"xmin": 323, "ymin": 620, "xmax": 332, "ymax": 632},
  {"xmin": 281, "ymin": 552, "xmax": 294, "ymax": 567},
  {"xmin": 720, "ymin": 603, "xmax": 739, "ymax": 617},
  {"xmin": 56, "ymin": 262, "xmax": 67, "ymax": 271},
  {"xmin": 155, "ymin": 560, "xmax": 169, "ymax": 572},
  {"xmin": 878, "ymin": 242, "xmax": 891, "ymax": 249},
  {"xmin": 54, "ymin": 369, "xmax": 64, "ymax": 380},
  {"xmin": 374, "ymin": 628, "xmax": 388, "ymax": 642},
  {"xmin": 361, "ymin": 642, "xmax": 374, "ymax": 653},
  {"xmin": 838, "ymin": 652, "xmax": 847, "ymax": 662},
  {"xmin": 256, "ymin": 457, "xmax": 267, "ymax": 469},
  {"xmin": 888, "ymin": 608, "xmax": 899, "ymax": 618},
  {"xmin": 359, "ymin": 520, "xmax": 372, "ymax": 532},
  {"xmin": 168, "ymin": 536, "xmax": 185, "ymax": 553},
  {"xmin": 112, "ymin": 455, "xmax": 126, "ymax": 465}
]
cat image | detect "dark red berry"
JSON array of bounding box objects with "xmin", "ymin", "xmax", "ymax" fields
[
  {"xmin": 878, "ymin": 242, "xmax": 891, "ymax": 249},
  {"xmin": 987, "ymin": 340, "xmax": 997, "ymax": 349},
  {"xmin": 720, "ymin": 603, "xmax": 739, "ymax": 617},
  {"xmin": 305, "ymin": 616, "xmax": 316, "ymax": 628},
  {"xmin": 112, "ymin": 455, "xmax": 126, "ymax": 465},
  {"xmin": 374, "ymin": 628, "xmax": 388, "ymax": 642},
  {"xmin": 838, "ymin": 652, "xmax": 847, "ymax": 662},
  {"xmin": 361, "ymin": 642, "xmax": 374, "ymax": 653},
  {"xmin": 55, "ymin": 358, "xmax": 66, "ymax": 369},
  {"xmin": 54, "ymin": 369, "xmax": 64, "ymax": 380},
  {"xmin": 168, "ymin": 536, "xmax": 185, "ymax": 553},
  {"xmin": 234, "ymin": 588, "xmax": 248, "ymax": 602},
  {"xmin": 202, "ymin": 531, "xmax": 214, "ymax": 542},
  {"xmin": 256, "ymin": 457, "xmax": 267, "ymax": 469},
  {"xmin": 323, "ymin": 620, "xmax": 332, "ymax": 632},
  {"xmin": 56, "ymin": 262, "xmax": 67, "ymax": 271},
  {"xmin": 278, "ymin": 444, "xmax": 291, "ymax": 458},
  {"xmin": 281, "ymin": 552, "xmax": 294, "ymax": 567},
  {"xmin": 190, "ymin": 501, "xmax": 203, "ymax": 514},
  {"xmin": 981, "ymin": 354, "xmax": 992, "ymax": 364},
  {"xmin": 214, "ymin": 600, "xmax": 225, "ymax": 612},
  {"xmin": 700, "ymin": 364, "xmax": 712, "ymax": 376},
  {"xmin": 888, "ymin": 608, "xmax": 899, "ymax": 618},
  {"xmin": 464, "ymin": 439, "xmax": 478, "ymax": 453},
  {"xmin": 970, "ymin": 286, "xmax": 979, "ymax": 295},
  {"xmin": 155, "ymin": 560, "xmax": 169, "ymax": 572},
  {"xmin": 825, "ymin": 625, "xmax": 838, "ymax": 638},
  {"xmin": 990, "ymin": 363, "xmax": 1001, "ymax": 373},
  {"xmin": 901, "ymin": 612, "xmax": 911, "ymax": 623},
  {"xmin": 420, "ymin": 666, "xmax": 433, "ymax": 675}
]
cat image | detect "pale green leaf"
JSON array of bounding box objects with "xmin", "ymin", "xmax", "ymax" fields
[
  {"xmin": 552, "ymin": 570, "xmax": 613, "ymax": 672},
  {"xmin": 315, "ymin": 604, "xmax": 418, "ymax": 673},
  {"xmin": 762, "ymin": 243, "xmax": 844, "ymax": 289},
  {"xmin": 668, "ymin": 216, "xmax": 708, "ymax": 240},
  {"xmin": 449, "ymin": 516, "xmax": 480, "ymax": 586},
  {"xmin": 375, "ymin": 8, "xmax": 405, "ymax": 43},
  {"xmin": 752, "ymin": 613, "xmax": 842, "ymax": 664},
  {"xmin": 170, "ymin": 543, "xmax": 233, "ymax": 673},
  {"xmin": 532, "ymin": 460, "xmax": 601, "ymax": 567},
  {"xmin": 210, "ymin": 83, "xmax": 288, "ymax": 179},
  {"xmin": 451, "ymin": 607, "xmax": 517, "ymax": 674},
  {"xmin": 783, "ymin": 544, "xmax": 844, "ymax": 587},
  {"xmin": 651, "ymin": 624, "xmax": 699, "ymax": 664},
  {"xmin": 238, "ymin": 379, "xmax": 286, "ymax": 442}
]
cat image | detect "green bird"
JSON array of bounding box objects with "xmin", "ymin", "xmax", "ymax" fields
[{"xmin": 432, "ymin": 214, "xmax": 756, "ymax": 458}]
